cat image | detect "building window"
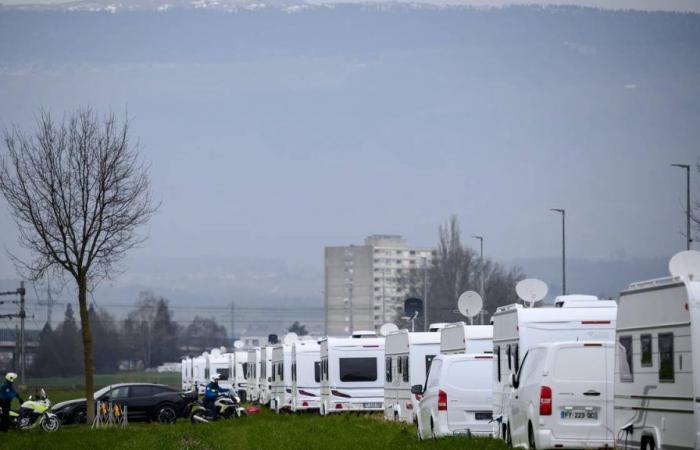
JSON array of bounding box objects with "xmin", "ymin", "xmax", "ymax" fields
[
  {"xmin": 640, "ymin": 334, "xmax": 652, "ymax": 367},
  {"xmin": 619, "ymin": 336, "xmax": 633, "ymax": 382},
  {"xmin": 659, "ymin": 333, "xmax": 674, "ymax": 382}
]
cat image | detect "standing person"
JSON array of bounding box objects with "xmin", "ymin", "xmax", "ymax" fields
[
  {"xmin": 204, "ymin": 374, "xmax": 228, "ymax": 419},
  {"xmin": 1, "ymin": 372, "xmax": 23, "ymax": 432}
]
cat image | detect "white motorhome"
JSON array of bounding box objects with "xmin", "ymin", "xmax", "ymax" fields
[
  {"xmin": 291, "ymin": 340, "xmax": 321, "ymax": 412},
  {"xmin": 181, "ymin": 356, "xmax": 193, "ymax": 391},
  {"xmin": 259, "ymin": 346, "xmax": 274, "ymax": 406},
  {"xmin": 233, "ymin": 350, "xmax": 248, "ymax": 401},
  {"xmin": 192, "ymin": 352, "xmax": 209, "ymax": 393},
  {"xmin": 384, "ymin": 330, "xmax": 440, "ymax": 423},
  {"xmin": 440, "ymin": 323, "xmax": 493, "ymax": 355},
  {"xmin": 492, "ymin": 296, "xmax": 617, "ymax": 442},
  {"xmin": 415, "ymin": 353, "xmax": 494, "ymax": 439},
  {"xmin": 246, "ymin": 347, "xmax": 261, "ymax": 402},
  {"xmin": 207, "ymin": 349, "xmax": 234, "ymax": 391},
  {"xmin": 319, "ymin": 332, "xmax": 385, "ymax": 415},
  {"xmin": 271, "ymin": 344, "xmax": 293, "ymax": 412},
  {"xmin": 614, "ymin": 275, "xmax": 700, "ymax": 450},
  {"xmin": 510, "ymin": 341, "xmax": 615, "ymax": 449}
]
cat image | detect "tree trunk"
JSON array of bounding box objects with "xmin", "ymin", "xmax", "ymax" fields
[{"xmin": 77, "ymin": 278, "xmax": 95, "ymax": 424}]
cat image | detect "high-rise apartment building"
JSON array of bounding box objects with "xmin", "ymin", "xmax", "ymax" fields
[{"xmin": 324, "ymin": 235, "xmax": 433, "ymax": 336}]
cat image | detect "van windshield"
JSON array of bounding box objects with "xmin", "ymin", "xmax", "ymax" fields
[
  {"xmin": 554, "ymin": 347, "xmax": 605, "ymax": 381},
  {"xmin": 339, "ymin": 357, "xmax": 377, "ymax": 382}
]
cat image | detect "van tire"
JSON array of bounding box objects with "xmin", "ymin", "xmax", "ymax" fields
[
  {"xmin": 416, "ymin": 424, "xmax": 423, "ymax": 441},
  {"xmin": 642, "ymin": 437, "xmax": 656, "ymax": 450},
  {"xmin": 528, "ymin": 422, "xmax": 536, "ymax": 449}
]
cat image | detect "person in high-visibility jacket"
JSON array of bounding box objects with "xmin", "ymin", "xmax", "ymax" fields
[
  {"xmin": 1, "ymin": 372, "xmax": 23, "ymax": 432},
  {"xmin": 204, "ymin": 374, "xmax": 229, "ymax": 419}
]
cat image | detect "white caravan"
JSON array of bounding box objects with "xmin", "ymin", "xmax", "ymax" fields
[
  {"xmin": 319, "ymin": 333, "xmax": 385, "ymax": 415},
  {"xmin": 510, "ymin": 341, "xmax": 615, "ymax": 449},
  {"xmin": 192, "ymin": 352, "xmax": 209, "ymax": 393},
  {"xmin": 440, "ymin": 323, "xmax": 493, "ymax": 355},
  {"xmin": 233, "ymin": 350, "xmax": 248, "ymax": 401},
  {"xmin": 492, "ymin": 296, "xmax": 617, "ymax": 442},
  {"xmin": 291, "ymin": 340, "xmax": 321, "ymax": 412},
  {"xmin": 259, "ymin": 346, "xmax": 273, "ymax": 406},
  {"xmin": 271, "ymin": 344, "xmax": 293, "ymax": 412},
  {"xmin": 207, "ymin": 349, "xmax": 234, "ymax": 391},
  {"xmin": 181, "ymin": 356, "xmax": 193, "ymax": 390},
  {"xmin": 614, "ymin": 272, "xmax": 700, "ymax": 450},
  {"xmin": 384, "ymin": 330, "xmax": 440, "ymax": 423},
  {"xmin": 246, "ymin": 347, "xmax": 261, "ymax": 402},
  {"xmin": 415, "ymin": 353, "xmax": 494, "ymax": 439}
]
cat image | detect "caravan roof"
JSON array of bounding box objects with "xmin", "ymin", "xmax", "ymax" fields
[{"xmin": 386, "ymin": 330, "xmax": 440, "ymax": 354}]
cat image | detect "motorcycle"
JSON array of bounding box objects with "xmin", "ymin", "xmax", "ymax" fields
[
  {"xmin": 0, "ymin": 388, "xmax": 61, "ymax": 432},
  {"xmin": 189, "ymin": 391, "xmax": 248, "ymax": 424}
]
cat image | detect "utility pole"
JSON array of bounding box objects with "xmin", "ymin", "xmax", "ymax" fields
[
  {"xmin": 551, "ymin": 209, "xmax": 566, "ymax": 295},
  {"xmin": 671, "ymin": 164, "xmax": 692, "ymax": 250},
  {"xmin": 422, "ymin": 256, "xmax": 429, "ymax": 332},
  {"xmin": 0, "ymin": 282, "xmax": 26, "ymax": 380},
  {"xmin": 472, "ymin": 235, "xmax": 485, "ymax": 320}
]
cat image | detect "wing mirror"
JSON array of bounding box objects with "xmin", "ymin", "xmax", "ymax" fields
[
  {"xmin": 410, "ymin": 384, "xmax": 423, "ymax": 395},
  {"xmin": 510, "ymin": 373, "xmax": 519, "ymax": 389}
]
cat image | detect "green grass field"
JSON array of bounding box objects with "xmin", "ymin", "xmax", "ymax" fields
[{"xmin": 3, "ymin": 409, "xmax": 508, "ymax": 450}]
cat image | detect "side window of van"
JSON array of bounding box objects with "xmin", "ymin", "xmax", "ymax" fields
[
  {"xmin": 427, "ymin": 359, "xmax": 442, "ymax": 389},
  {"xmin": 495, "ymin": 346, "xmax": 501, "ymax": 382},
  {"xmin": 658, "ymin": 333, "xmax": 674, "ymax": 382},
  {"xmin": 425, "ymin": 355, "xmax": 435, "ymax": 380},
  {"xmin": 385, "ymin": 357, "xmax": 392, "ymax": 382},
  {"xmin": 402, "ymin": 356, "xmax": 409, "ymax": 383},
  {"xmin": 640, "ymin": 334, "xmax": 652, "ymax": 367},
  {"xmin": 619, "ymin": 336, "xmax": 633, "ymax": 382}
]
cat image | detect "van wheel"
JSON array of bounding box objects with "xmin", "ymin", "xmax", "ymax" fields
[
  {"xmin": 642, "ymin": 437, "xmax": 656, "ymax": 450},
  {"xmin": 416, "ymin": 424, "xmax": 423, "ymax": 441},
  {"xmin": 528, "ymin": 422, "xmax": 536, "ymax": 449}
]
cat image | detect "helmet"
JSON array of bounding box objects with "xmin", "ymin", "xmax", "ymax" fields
[
  {"xmin": 210, "ymin": 374, "xmax": 221, "ymax": 383},
  {"xmin": 5, "ymin": 372, "xmax": 17, "ymax": 382}
]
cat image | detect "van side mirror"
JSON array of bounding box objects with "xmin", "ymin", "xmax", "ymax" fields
[
  {"xmin": 410, "ymin": 384, "xmax": 423, "ymax": 395},
  {"xmin": 510, "ymin": 373, "xmax": 519, "ymax": 389}
]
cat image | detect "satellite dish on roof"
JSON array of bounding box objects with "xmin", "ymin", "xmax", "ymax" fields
[
  {"xmin": 457, "ymin": 291, "xmax": 483, "ymax": 319},
  {"xmin": 379, "ymin": 323, "xmax": 399, "ymax": 336},
  {"xmin": 283, "ymin": 332, "xmax": 299, "ymax": 345},
  {"xmin": 516, "ymin": 278, "xmax": 548, "ymax": 307},
  {"xmin": 233, "ymin": 340, "xmax": 244, "ymax": 349},
  {"xmin": 669, "ymin": 250, "xmax": 700, "ymax": 281}
]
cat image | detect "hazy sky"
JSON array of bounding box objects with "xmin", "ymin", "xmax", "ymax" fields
[{"xmin": 0, "ymin": 5, "xmax": 698, "ymax": 310}]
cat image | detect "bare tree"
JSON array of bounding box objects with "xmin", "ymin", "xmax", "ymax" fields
[{"xmin": 0, "ymin": 108, "xmax": 156, "ymax": 422}]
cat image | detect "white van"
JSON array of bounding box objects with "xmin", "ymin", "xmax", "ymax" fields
[
  {"xmin": 233, "ymin": 350, "xmax": 248, "ymax": 401},
  {"xmin": 246, "ymin": 347, "xmax": 261, "ymax": 402},
  {"xmin": 509, "ymin": 341, "xmax": 615, "ymax": 449},
  {"xmin": 271, "ymin": 344, "xmax": 293, "ymax": 412},
  {"xmin": 492, "ymin": 296, "xmax": 617, "ymax": 441},
  {"xmin": 414, "ymin": 353, "xmax": 494, "ymax": 439},
  {"xmin": 614, "ymin": 275, "xmax": 700, "ymax": 450},
  {"xmin": 259, "ymin": 346, "xmax": 273, "ymax": 406},
  {"xmin": 440, "ymin": 323, "xmax": 493, "ymax": 355},
  {"xmin": 319, "ymin": 333, "xmax": 385, "ymax": 415},
  {"xmin": 384, "ymin": 330, "xmax": 440, "ymax": 423},
  {"xmin": 291, "ymin": 340, "xmax": 321, "ymax": 412}
]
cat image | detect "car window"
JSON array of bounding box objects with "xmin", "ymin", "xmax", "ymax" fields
[
  {"xmin": 109, "ymin": 386, "xmax": 129, "ymax": 400},
  {"xmin": 152, "ymin": 386, "xmax": 175, "ymax": 394},
  {"xmin": 129, "ymin": 385, "xmax": 155, "ymax": 397}
]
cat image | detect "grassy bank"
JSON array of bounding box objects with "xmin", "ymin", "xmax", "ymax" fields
[{"xmin": 3, "ymin": 409, "xmax": 508, "ymax": 450}]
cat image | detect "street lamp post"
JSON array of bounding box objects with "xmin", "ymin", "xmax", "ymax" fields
[
  {"xmin": 550, "ymin": 209, "xmax": 566, "ymax": 295},
  {"xmin": 671, "ymin": 164, "xmax": 692, "ymax": 250},
  {"xmin": 472, "ymin": 235, "xmax": 485, "ymax": 324}
]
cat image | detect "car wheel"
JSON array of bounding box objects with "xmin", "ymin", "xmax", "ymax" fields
[
  {"xmin": 156, "ymin": 405, "xmax": 177, "ymax": 424},
  {"xmin": 528, "ymin": 423, "xmax": 536, "ymax": 449}
]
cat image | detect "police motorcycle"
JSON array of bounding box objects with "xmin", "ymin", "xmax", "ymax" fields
[{"xmin": 0, "ymin": 388, "xmax": 61, "ymax": 432}]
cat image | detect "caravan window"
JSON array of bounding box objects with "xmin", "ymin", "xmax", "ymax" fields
[
  {"xmin": 425, "ymin": 355, "xmax": 436, "ymax": 380},
  {"xmin": 402, "ymin": 356, "xmax": 409, "ymax": 383},
  {"xmin": 280, "ymin": 363, "xmax": 284, "ymax": 382},
  {"xmin": 619, "ymin": 336, "xmax": 633, "ymax": 382},
  {"xmin": 205, "ymin": 368, "xmax": 210, "ymax": 380},
  {"xmin": 217, "ymin": 369, "xmax": 230, "ymax": 381},
  {"xmin": 513, "ymin": 345, "xmax": 520, "ymax": 372},
  {"xmin": 242, "ymin": 363, "xmax": 248, "ymax": 378},
  {"xmin": 385, "ymin": 357, "xmax": 392, "ymax": 382},
  {"xmin": 339, "ymin": 357, "xmax": 377, "ymax": 382},
  {"xmin": 314, "ymin": 361, "xmax": 321, "ymax": 382},
  {"xmin": 658, "ymin": 333, "xmax": 674, "ymax": 382},
  {"xmin": 506, "ymin": 345, "xmax": 512, "ymax": 371},
  {"xmin": 495, "ymin": 346, "xmax": 501, "ymax": 382},
  {"xmin": 640, "ymin": 334, "xmax": 652, "ymax": 367}
]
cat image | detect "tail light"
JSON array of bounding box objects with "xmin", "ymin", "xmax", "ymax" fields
[
  {"xmin": 438, "ymin": 389, "xmax": 447, "ymax": 411},
  {"xmin": 298, "ymin": 389, "xmax": 316, "ymax": 397},
  {"xmin": 335, "ymin": 403, "xmax": 343, "ymax": 409},
  {"xmin": 539, "ymin": 386, "xmax": 552, "ymax": 416},
  {"xmin": 302, "ymin": 401, "xmax": 309, "ymax": 407},
  {"xmin": 331, "ymin": 389, "xmax": 351, "ymax": 398}
]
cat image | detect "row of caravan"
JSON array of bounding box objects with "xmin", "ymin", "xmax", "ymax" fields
[{"xmin": 181, "ymin": 257, "xmax": 700, "ymax": 450}]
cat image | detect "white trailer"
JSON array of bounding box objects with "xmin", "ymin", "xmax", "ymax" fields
[
  {"xmin": 291, "ymin": 340, "xmax": 321, "ymax": 412},
  {"xmin": 440, "ymin": 323, "xmax": 493, "ymax": 355},
  {"xmin": 246, "ymin": 347, "xmax": 261, "ymax": 402},
  {"xmin": 492, "ymin": 296, "xmax": 617, "ymax": 442},
  {"xmin": 233, "ymin": 350, "xmax": 248, "ymax": 402},
  {"xmin": 271, "ymin": 344, "xmax": 293, "ymax": 412},
  {"xmin": 614, "ymin": 274, "xmax": 700, "ymax": 450},
  {"xmin": 181, "ymin": 356, "xmax": 193, "ymax": 391},
  {"xmin": 259, "ymin": 346, "xmax": 274, "ymax": 406},
  {"xmin": 319, "ymin": 333, "xmax": 385, "ymax": 415},
  {"xmin": 384, "ymin": 330, "xmax": 440, "ymax": 423},
  {"xmin": 207, "ymin": 349, "xmax": 234, "ymax": 391}
]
